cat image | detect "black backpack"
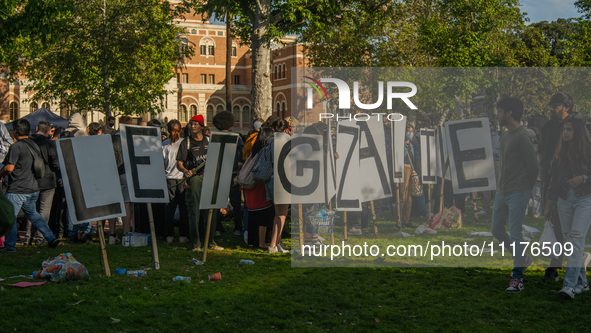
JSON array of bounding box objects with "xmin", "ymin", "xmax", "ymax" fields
[{"xmin": 21, "ymin": 139, "xmax": 46, "ymax": 179}]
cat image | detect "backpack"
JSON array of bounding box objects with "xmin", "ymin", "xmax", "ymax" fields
[
  {"xmin": 21, "ymin": 139, "xmax": 46, "ymax": 179},
  {"xmin": 252, "ymin": 139, "xmax": 273, "ymax": 183},
  {"xmin": 235, "ymin": 153, "xmax": 259, "ymax": 189}
]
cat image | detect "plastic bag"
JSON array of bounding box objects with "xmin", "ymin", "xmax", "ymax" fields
[{"xmin": 33, "ymin": 253, "xmax": 89, "ymax": 283}]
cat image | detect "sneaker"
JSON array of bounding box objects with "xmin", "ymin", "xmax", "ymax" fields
[
  {"xmin": 348, "ymin": 227, "xmax": 362, "ymax": 236},
  {"xmin": 584, "ymin": 252, "xmax": 591, "ymax": 271},
  {"xmin": 210, "ymin": 245, "xmax": 224, "ymax": 251},
  {"xmin": 234, "ymin": 230, "xmax": 242, "ymax": 237},
  {"xmin": 48, "ymin": 238, "xmax": 60, "ymax": 249},
  {"xmin": 166, "ymin": 236, "xmax": 174, "ymax": 244},
  {"xmin": 179, "ymin": 237, "xmax": 188, "ymax": 244},
  {"xmin": 268, "ymin": 246, "xmax": 278, "ymax": 254},
  {"xmin": 574, "ymin": 284, "xmax": 589, "ymax": 294},
  {"xmin": 542, "ymin": 268, "xmax": 559, "ymax": 283},
  {"xmin": 506, "ymin": 278, "xmax": 524, "ymax": 292},
  {"xmin": 0, "ymin": 247, "xmax": 16, "ymax": 253},
  {"xmin": 277, "ymin": 243, "xmax": 289, "ymax": 254},
  {"xmin": 477, "ymin": 209, "xmax": 488, "ymax": 215},
  {"xmin": 192, "ymin": 247, "xmax": 203, "ymax": 253},
  {"xmin": 559, "ymin": 286, "xmax": 576, "ymax": 299}
]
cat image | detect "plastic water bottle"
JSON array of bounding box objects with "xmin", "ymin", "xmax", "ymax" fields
[
  {"xmin": 173, "ymin": 276, "xmax": 191, "ymax": 283},
  {"xmin": 127, "ymin": 270, "xmax": 147, "ymax": 276},
  {"xmin": 239, "ymin": 259, "xmax": 255, "ymax": 265}
]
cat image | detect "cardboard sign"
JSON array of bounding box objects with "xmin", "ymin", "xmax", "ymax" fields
[
  {"xmin": 420, "ymin": 129, "xmax": 437, "ymax": 184},
  {"xmin": 57, "ymin": 135, "xmax": 125, "ymax": 225},
  {"xmin": 119, "ymin": 125, "xmax": 169, "ymax": 203},
  {"xmin": 358, "ymin": 116, "xmax": 392, "ymax": 201},
  {"xmin": 436, "ymin": 126, "xmax": 451, "ymax": 181},
  {"xmin": 274, "ymin": 133, "xmax": 325, "ymax": 205},
  {"xmin": 391, "ymin": 115, "xmax": 407, "ymax": 183},
  {"xmin": 444, "ymin": 118, "xmax": 496, "ymax": 194},
  {"xmin": 325, "ymin": 118, "xmax": 337, "ymax": 203},
  {"xmin": 336, "ymin": 120, "xmax": 361, "ymax": 211},
  {"xmin": 200, "ymin": 132, "xmax": 239, "ymax": 209}
]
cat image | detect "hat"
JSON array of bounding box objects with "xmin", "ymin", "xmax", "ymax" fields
[
  {"xmin": 253, "ymin": 120, "xmax": 263, "ymax": 130},
  {"xmin": 190, "ymin": 115, "xmax": 205, "ymax": 127}
]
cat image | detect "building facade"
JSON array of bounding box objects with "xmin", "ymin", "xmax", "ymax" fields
[{"xmin": 0, "ymin": 10, "xmax": 307, "ymax": 134}]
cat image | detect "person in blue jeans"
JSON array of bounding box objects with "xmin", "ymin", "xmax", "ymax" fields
[
  {"xmin": 0, "ymin": 118, "xmax": 59, "ymax": 252},
  {"xmin": 544, "ymin": 118, "xmax": 591, "ymax": 299},
  {"xmin": 491, "ymin": 97, "xmax": 539, "ymax": 292}
]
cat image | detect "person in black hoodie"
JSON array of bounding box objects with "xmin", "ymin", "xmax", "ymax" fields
[
  {"xmin": 544, "ymin": 117, "xmax": 591, "ymax": 299},
  {"xmin": 538, "ymin": 92, "xmax": 582, "ymax": 283}
]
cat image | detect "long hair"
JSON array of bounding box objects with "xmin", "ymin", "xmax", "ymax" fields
[
  {"xmin": 252, "ymin": 127, "xmax": 273, "ymax": 156},
  {"xmin": 555, "ymin": 118, "xmax": 591, "ymax": 173}
]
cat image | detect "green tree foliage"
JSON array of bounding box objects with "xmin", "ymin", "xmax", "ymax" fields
[
  {"xmin": 188, "ymin": 0, "xmax": 345, "ymax": 121},
  {"xmin": 1, "ymin": 0, "xmax": 191, "ymax": 117}
]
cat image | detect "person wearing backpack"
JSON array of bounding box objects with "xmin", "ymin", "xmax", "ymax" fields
[
  {"xmin": 0, "ymin": 119, "xmax": 59, "ymax": 253},
  {"xmin": 24, "ymin": 120, "xmax": 60, "ymax": 245}
]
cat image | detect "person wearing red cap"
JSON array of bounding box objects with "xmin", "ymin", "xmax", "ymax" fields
[{"xmin": 176, "ymin": 114, "xmax": 223, "ymax": 251}]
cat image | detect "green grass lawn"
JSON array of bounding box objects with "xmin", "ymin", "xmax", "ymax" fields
[{"xmin": 1, "ymin": 209, "xmax": 591, "ymax": 332}]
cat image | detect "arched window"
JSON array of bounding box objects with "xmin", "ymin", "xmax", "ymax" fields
[
  {"xmin": 242, "ymin": 106, "xmax": 250, "ymax": 125},
  {"xmin": 276, "ymin": 102, "xmax": 280, "ymax": 116},
  {"xmin": 178, "ymin": 105, "xmax": 187, "ymax": 123},
  {"xmin": 282, "ymin": 102, "xmax": 287, "ymax": 118},
  {"xmin": 9, "ymin": 101, "xmax": 18, "ymax": 121},
  {"xmin": 282, "ymin": 64, "xmax": 286, "ymax": 79},
  {"xmin": 199, "ymin": 37, "xmax": 215, "ymax": 56},
  {"xmin": 30, "ymin": 102, "xmax": 38, "ymax": 113},
  {"xmin": 274, "ymin": 66, "xmax": 278, "ymax": 80},
  {"xmin": 206, "ymin": 105, "xmax": 214, "ymax": 123},
  {"xmin": 190, "ymin": 105, "xmax": 197, "ymax": 118},
  {"xmin": 232, "ymin": 105, "xmax": 241, "ymax": 124},
  {"xmin": 42, "ymin": 102, "xmax": 50, "ymax": 111}
]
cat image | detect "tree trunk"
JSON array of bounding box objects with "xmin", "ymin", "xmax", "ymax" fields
[
  {"xmin": 101, "ymin": 0, "xmax": 111, "ymax": 118},
  {"xmin": 225, "ymin": 12, "xmax": 232, "ymax": 113},
  {"xmin": 250, "ymin": 0, "xmax": 273, "ymax": 122}
]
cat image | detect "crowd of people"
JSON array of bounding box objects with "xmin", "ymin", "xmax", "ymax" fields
[
  {"xmin": 0, "ymin": 110, "xmax": 298, "ymax": 255},
  {"xmin": 1, "ymin": 92, "xmax": 591, "ymax": 300}
]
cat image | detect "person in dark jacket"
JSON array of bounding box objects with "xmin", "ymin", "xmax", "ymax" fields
[
  {"xmin": 544, "ymin": 118, "xmax": 591, "ymax": 299},
  {"xmin": 538, "ymin": 92, "xmax": 582, "ymax": 282},
  {"xmin": 26, "ymin": 120, "xmax": 60, "ymax": 245}
]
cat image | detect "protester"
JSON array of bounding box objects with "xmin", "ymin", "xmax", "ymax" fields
[
  {"xmin": 245, "ymin": 127, "xmax": 275, "ymax": 249},
  {"xmin": 491, "ymin": 97, "xmax": 539, "ymax": 292},
  {"xmin": 0, "ymin": 119, "xmax": 59, "ymax": 253},
  {"xmin": 243, "ymin": 117, "xmax": 268, "ymax": 160},
  {"xmin": 26, "ymin": 120, "xmax": 60, "ymax": 245},
  {"xmin": 543, "ymin": 118, "xmax": 591, "ymax": 299},
  {"xmin": 0, "ymin": 120, "xmax": 14, "ymax": 168},
  {"xmin": 176, "ymin": 114, "xmax": 223, "ymax": 251},
  {"xmin": 399, "ymin": 123, "xmax": 417, "ymax": 227},
  {"xmin": 161, "ymin": 119, "xmax": 189, "ymax": 243},
  {"xmin": 63, "ymin": 113, "xmax": 88, "ymax": 137},
  {"xmin": 268, "ymin": 118, "xmax": 290, "ymax": 253},
  {"xmin": 538, "ymin": 92, "xmax": 582, "ymax": 282},
  {"xmin": 212, "ymin": 111, "xmax": 244, "ymax": 237}
]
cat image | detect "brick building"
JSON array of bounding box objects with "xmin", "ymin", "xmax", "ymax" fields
[{"xmin": 0, "ymin": 10, "xmax": 307, "ymax": 134}]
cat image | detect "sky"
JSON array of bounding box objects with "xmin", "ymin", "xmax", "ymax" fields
[{"xmin": 521, "ymin": 0, "xmax": 582, "ymax": 22}]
